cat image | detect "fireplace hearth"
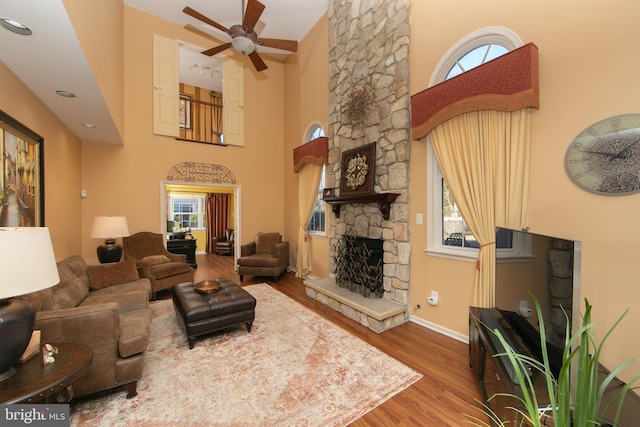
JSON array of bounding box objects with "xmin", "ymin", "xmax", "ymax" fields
[{"xmin": 334, "ymin": 235, "xmax": 384, "ymax": 298}]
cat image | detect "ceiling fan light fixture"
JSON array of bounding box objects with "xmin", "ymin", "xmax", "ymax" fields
[{"xmin": 232, "ymin": 36, "xmax": 255, "ymax": 55}]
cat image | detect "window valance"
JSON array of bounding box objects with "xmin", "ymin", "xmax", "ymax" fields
[
  {"xmin": 411, "ymin": 43, "xmax": 539, "ymax": 140},
  {"xmin": 293, "ymin": 137, "xmax": 328, "ymax": 173}
]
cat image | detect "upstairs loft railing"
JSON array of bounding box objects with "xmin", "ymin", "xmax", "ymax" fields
[{"xmin": 177, "ymin": 95, "xmax": 225, "ymax": 146}]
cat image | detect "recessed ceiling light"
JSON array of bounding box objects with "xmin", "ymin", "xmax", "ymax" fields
[
  {"xmin": 81, "ymin": 123, "xmax": 96, "ymax": 128},
  {"xmin": 56, "ymin": 90, "xmax": 76, "ymax": 98},
  {"xmin": 0, "ymin": 18, "xmax": 32, "ymax": 36}
]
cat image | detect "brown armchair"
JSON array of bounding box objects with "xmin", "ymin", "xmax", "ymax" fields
[
  {"xmin": 123, "ymin": 232, "xmax": 194, "ymax": 298},
  {"xmin": 236, "ymin": 232, "xmax": 289, "ymax": 282},
  {"xmin": 212, "ymin": 228, "xmax": 234, "ymax": 255}
]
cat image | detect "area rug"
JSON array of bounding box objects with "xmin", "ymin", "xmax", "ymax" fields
[{"xmin": 69, "ymin": 283, "xmax": 422, "ymax": 426}]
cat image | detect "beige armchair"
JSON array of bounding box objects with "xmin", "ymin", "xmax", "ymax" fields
[
  {"xmin": 236, "ymin": 232, "xmax": 289, "ymax": 282},
  {"xmin": 123, "ymin": 232, "xmax": 194, "ymax": 298}
]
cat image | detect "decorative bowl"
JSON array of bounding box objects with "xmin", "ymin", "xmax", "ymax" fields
[{"xmin": 194, "ymin": 280, "xmax": 221, "ymax": 294}]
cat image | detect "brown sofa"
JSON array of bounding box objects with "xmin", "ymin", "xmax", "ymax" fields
[
  {"xmin": 17, "ymin": 255, "xmax": 152, "ymax": 399},
  {"xmin": 123, "ymin": 231, "xmax": 194, "ymax": 299},
  {"xmin": 236, "ymin": 232, "xmax": 289, "ymax": 282}
]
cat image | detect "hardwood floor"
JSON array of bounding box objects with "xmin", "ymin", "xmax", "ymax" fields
[{"xmin": 191, "ymin": 253, "xmax": 489, "ymax": 426}]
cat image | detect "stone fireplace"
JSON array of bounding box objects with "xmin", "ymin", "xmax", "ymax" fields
[{"xmin": 303, "ymin": 0, "xmax": 411, "ymax": 333}]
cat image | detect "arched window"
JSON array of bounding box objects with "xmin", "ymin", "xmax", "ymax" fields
[
  {"xmin": 305, "ymin": 124, "xmax": 326, "ymax": 235},
  {"xmin": 426, "ymin": 27, "xmax": 530, "ymax": 260}
]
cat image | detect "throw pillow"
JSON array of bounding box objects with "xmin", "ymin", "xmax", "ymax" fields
[
  {"xmin": 52, "ymin": 264, "xmax": 89, "ymax": 309},
  {"xmin": 59, "ymin": 255, "xmax": 90, "ymax": 289},
  {"xmin": 255, "ymin": 232, "xmax": 282, "ymax": 254},
  {"xmin": 142, "ymin": 255, "xmax": 172, "ymax": 266},
  {"xmin": 87, "ymin": 260, "xmax": 140, "ymax": 290}
]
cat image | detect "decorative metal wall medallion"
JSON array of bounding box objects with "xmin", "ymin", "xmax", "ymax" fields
[{"xmin": 167, "ymin": 162, "xmax": 236, "ymax": 184}]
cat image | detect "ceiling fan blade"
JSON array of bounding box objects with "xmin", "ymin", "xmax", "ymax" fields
[
  {"xmin": 242, "ymin": 0, "xmax": 265, "ymax": 31},
  {"xmin": 183, "ymin": 7, "xmax": 231, "ymax": 36},
  {"xmin": 257, "ymin": 38, "xmax": 298, "ymax": 53},
  {"xmin": 248, "ymin": 51, "xmax": 268, "ymax": 72},
  {"xmin": 184, "ymin": 24, "xmax": 224, "ymax": 44},
  {"xmin": 202, "ymin": 43, "xmax": 232, "ymax": 57}
]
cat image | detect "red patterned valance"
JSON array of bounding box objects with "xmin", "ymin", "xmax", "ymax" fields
[
  {"xmin": 293, "ymin": 137, "xmax": 328, "ymax": 173},
  {"xmin": 412, "ymin": 43, "xmax": 539, "ymax": 140}
]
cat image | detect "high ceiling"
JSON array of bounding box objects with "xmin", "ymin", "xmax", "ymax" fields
[{"xmin": 0, "ymin": 0, "xmax": 327, "ymax": 144}]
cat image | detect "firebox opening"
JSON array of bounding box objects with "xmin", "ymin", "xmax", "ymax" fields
[{"xmin": 334, "ymin": 235, "xmax": 384, "ymax": 298}]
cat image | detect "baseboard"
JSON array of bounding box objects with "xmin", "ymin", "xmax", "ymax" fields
[{"xmin": 410, "ymin": 315, "xmax": 469, "ymax": 344}]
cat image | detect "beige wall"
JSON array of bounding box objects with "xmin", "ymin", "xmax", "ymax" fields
[
  {"xmin": 79, "ymin": 6, "xmax": 287, "ymax": 264},
  {"xmin": 0, "ymin": 62, "xmax": 82, "ymax": 259},
  {"xmin": 409, "ymin": 0, "xmax": 640, "ymax": 381},
  {"xmin": 63, "ymin": 0, "xmax": 124, "ymax": 142},
  {"xmin": 283, "ymin": 15, "xmax": 330, "ymax": 278}
]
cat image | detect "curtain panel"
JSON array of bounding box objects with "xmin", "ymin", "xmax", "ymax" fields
[
  {"xmin": 205, "ymin": 193, "xmax": 230, "ymax": 253},
  {"xmin": 430, "ymin": 110, "xmax": 531, "ymax": 307},
  {"xmin": 296, "ymin": 164, "xmax": 323, "ymax": 277}
]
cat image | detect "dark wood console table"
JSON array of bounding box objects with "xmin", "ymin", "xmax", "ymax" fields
[
  {"xmin": 0, "ymin": 342, "xmax": 92, "ymax": 404},
  {"xmin": 167, "ymin": 238, "xmax": 197, "ymax": 268},
  {"xmin": 323, "ymin": 193, "xmax": 400, "ymax": 220},
  {"xmin": 469, "ymin": 307, "xmax": 640, "ymax": 426}
]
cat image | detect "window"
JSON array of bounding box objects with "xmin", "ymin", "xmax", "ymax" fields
[
  {"xmin": 169, "ymin": 194, "xmax": 206, "ymax": 230},
  {"xmin": 427, "ymin": 27, "xmax": 530, "ymax": 261},
  {"xmin": 306, "ymin": 125, "xmax": 326, "ymax": 235}
]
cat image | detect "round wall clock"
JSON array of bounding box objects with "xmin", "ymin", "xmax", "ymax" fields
[{"xmin": 565, "ymin": 114, "xmax": 640, "ymax": 195}]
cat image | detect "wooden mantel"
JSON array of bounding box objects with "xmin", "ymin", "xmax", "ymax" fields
[{"xmin": 323, "ymin": 193, "xmax": 400, "ymax": 220}]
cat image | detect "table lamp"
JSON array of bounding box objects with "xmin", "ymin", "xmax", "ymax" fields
[
  {"xmin": 90, "ymin": 216, "xmax": 130, "ymax": 263},
  {"xmin": 0, "ymin": 227, "xmax": 60, "ymax": 381}
]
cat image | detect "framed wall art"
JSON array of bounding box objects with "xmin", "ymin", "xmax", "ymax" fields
[
  {"xmin": 340, "ymin": 142, "xmax": 376, "ymax": 195},
  {"xmin": 0, "ymin": 110, "xmax": 44, "ymax": 227}
]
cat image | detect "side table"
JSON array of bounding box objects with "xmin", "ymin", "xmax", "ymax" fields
[{"xmin": 0, "ymin": 342, "xmax": 92, "ymax": 404}]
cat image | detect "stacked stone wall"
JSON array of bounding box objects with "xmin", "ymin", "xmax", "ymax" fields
[{"xmin": 327, "ymin": 0, "xmax": 411, "ymax": 314}]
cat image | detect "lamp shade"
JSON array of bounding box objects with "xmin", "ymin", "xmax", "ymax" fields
[
  {"xmin": 0, "ymin": 227, "xmax": 60, "ymax": 299},
  {"xmin": 90, "ymin": 216, "xmax": 130, "ymax": 239}
]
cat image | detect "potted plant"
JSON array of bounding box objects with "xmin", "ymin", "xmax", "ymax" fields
[{"xmin": 467, "ymin": 295, "xmax": 639, "ymax": 427}]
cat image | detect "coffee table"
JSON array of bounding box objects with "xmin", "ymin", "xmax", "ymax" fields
[{"xmin": 0, "ymin": 342, "xmax": 92, "ymax": 404}]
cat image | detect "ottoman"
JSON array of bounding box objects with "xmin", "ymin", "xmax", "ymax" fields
[{"xmin": 172, "ymin": 279, "xmax": 256, "ymax": 349}]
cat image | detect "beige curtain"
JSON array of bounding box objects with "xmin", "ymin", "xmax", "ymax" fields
[
  {"xmin": 296, "ymin": 163, "xmax": 323, "ymax": 278},
  {"xmin": 430, "ymin": 109, "xmax": 531, "ymax": 307}
]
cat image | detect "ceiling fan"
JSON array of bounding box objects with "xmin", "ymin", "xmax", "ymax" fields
[{"xmin": 183, "ymin": 0, "xmax": 298, "ymax": 72}]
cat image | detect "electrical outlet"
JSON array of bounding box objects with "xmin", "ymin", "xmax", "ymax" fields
[{"xmin": 427, "ymin": 290, "xmax": 439, "ymax": 306}]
